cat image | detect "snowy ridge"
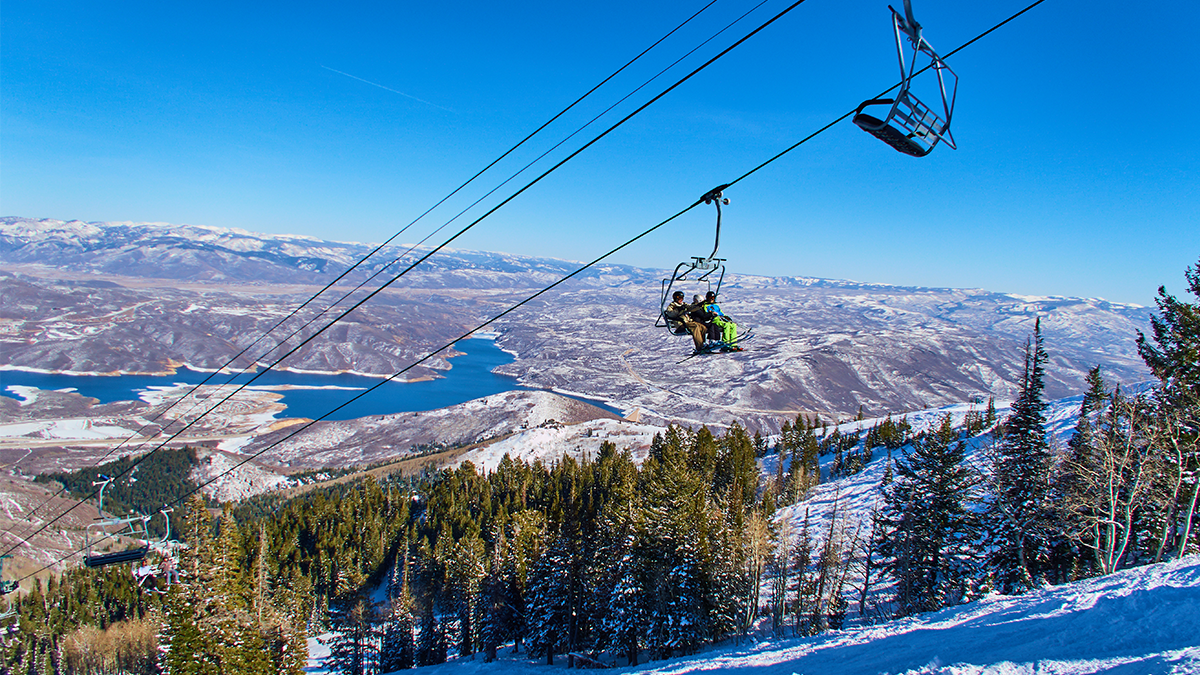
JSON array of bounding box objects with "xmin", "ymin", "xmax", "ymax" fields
[
  {"xmin": 188, "ymin": 446, "xmax": 293, "ymax": 503},
  {"xmin": 245, "ymin": 389, "xmax": 626, "ymax": 471},
  {"xmin": 0, "ymin": 217, "xmax": 641, "ymax": 287},
  {"xmin": 455, "ymin": 417, "xmax": 661, "ymax": 473}
]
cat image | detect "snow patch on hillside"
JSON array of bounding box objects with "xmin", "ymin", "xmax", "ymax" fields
[
  {"xmin": 189, "ymin": 447, "xmax": 293, "ymax": 502},
  {"xmin": 456, "ymin": 418, "xmax": 661, "ymax": 472},
  {"xmin": 0, "ymin": 418, "xmax": 134, "ymax": 440},
  {"xmin": 306, "ymin": 556, "xmax": 1200, "ymax": 674}
]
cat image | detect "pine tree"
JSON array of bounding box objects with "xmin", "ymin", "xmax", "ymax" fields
[
  {"xmin": 524, "ymin": 533, "xmax": 571, "ymax": 665},
  {"xmin": 880, "ymin": 414, "xmax": 981, "ymax": 616},
  {"xmin": 602, "ymin": 532, "xmax": 650, "ymax": 666},
  {"xmin": 987, "ymin": 319, "xmax": 1053, "ymax": 593},
  {"xmin": 326, "ymin": 594, "xmax": 380, "ymax": 675},
  {"xmin": 477, "ymin": 525, "xmax": 508, "ymax": 663},
  {"xmin": 414, "ymin": 605, "xmax": 445, "ymax": 667},
  {"xmin": 1136, "ymin": 256, "xmax": 1200, "ymax": 558},
  {"xmin": 380, "ymin": 551, "xmax": 415, "ymax": 671},
  {"xmin": 788, "ymin": 512, "xmax": 815, "ymax": 636},
  {"xmin": 1068, "ymin": 366, "xmax": 1109, "ymax": 459},
  {"xmin": 443, "ymin": 534, "xmax": 485, "ymax": 657},
  {"xmin": 1052, "ymin": 366, "xmax": 1109, "ymax": 581}
]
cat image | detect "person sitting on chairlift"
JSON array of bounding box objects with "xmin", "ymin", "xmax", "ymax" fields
[
  {"xmin": 161, "ymin": 556, "xmax": 179, "ymax": 586},
  {"xmin": 704, "ymin": 291, "xmax": 742, "ymax": 351},
  {"xmin": 690, "ymin": 295, "xmax": 722, "ymax": 342},
  {"xmin": 665, "ymin": 290, "xmax": 709, "ymax": 353}
]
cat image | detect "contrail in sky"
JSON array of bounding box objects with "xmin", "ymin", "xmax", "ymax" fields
[{"xmin": 321, "ymin": 65, "xmax": 454, "ymax": 113}]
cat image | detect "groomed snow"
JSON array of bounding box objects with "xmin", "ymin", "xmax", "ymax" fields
[{"xmin": 305, "ymin": 556, "xmax": 1200, "ymax": 674}]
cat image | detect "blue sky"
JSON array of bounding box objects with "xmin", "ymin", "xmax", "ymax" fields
[{"xmin": 3, "ymin": 0, "xmax": 1196, "ymax": 306}]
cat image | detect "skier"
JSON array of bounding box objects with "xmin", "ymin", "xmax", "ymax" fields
[
  {"xmin": 664, "ymin": 290, "xmax": 709, "ymax": 353},
  {"xmin": 704, "ymin": 291, "xmax": 742, "ymax": 351}
]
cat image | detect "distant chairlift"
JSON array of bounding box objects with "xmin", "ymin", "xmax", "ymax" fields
[
  {"xmin": 0, "ymin": 555, "xmax": 17, "ymax": 595},
  {"xmin": 84, "ymin": 475, "xmax": 151, "ymax": 569},
  {"xmin": 853, "ymin": 0, "xmax": 958, "ymax": 157},
  {"xmin": 657, "ymin": 185, "xmax": 730, "ymax": 335},
  {"xmin": 134, "ymin": 508, "xmax": 183, "ymax": 590}
]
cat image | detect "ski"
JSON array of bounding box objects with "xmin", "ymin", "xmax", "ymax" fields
[{"xmin": 676, "ymin": 329, "xmax": 754, "ymax": 364}]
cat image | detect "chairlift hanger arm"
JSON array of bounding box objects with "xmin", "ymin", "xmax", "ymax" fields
[
  {"xmin": 700, "ymin": 184, "xmax": 731, "ymax": 262},
  {"xmin": 893, "ymin": 0, "xmax": 922, "ymax": 49}
]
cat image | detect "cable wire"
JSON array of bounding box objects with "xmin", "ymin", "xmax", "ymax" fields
[
  {"xmin": 0, "ymin": 0, "xmax": 730, "ymax": 551},
  {"xmin": 12, "ymin": 0, "xmax": 1051, "ymax": 581},
  {"xmin": 3, "ymin": 0, "xmax": 812, "ymax": 563}
]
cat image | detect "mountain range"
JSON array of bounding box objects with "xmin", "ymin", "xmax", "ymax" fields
[{"xmin": 0, "ymin": 217, "xmax": 1154, "ymax": 433}]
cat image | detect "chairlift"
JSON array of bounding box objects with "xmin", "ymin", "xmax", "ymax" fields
[
  {"xmin": 853, "ymin": 0, "xmax": 958, "ymax": 157},
  {"xmin": 137, "ymin": 508, "xmax": 184, "ymax": 590},
  {"xmin": 0, "ymin": 555, "xmax": 17, "ymax": 595},
  {"xmin": 657, "ymin": 185, "xmax": 730, "ymax": 336},
  {"xmin": 84, "ymin": 475, "xmax": 151, "ymax": 569}
]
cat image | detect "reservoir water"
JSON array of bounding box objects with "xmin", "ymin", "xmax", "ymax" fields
[{"xmin": 0, "ymin": 339, "xmax": 618, "ymax": 420}]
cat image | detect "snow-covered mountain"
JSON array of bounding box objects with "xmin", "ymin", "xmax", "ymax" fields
[
  {"xmin": 0, "ymin": 217, "xmax": 636, "ymax": 287},
  {"xmin": 1, "ymin": 217, "xmax": 1154, "ymax": 427}
]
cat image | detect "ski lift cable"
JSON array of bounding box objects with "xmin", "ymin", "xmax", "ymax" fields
[
  {"xmin": 0, "ymin": 2, "xmax": 730, "ymax": 538},
  {"xmin": 731, "ymin": 0, "xmax": 1048, "ymax": 189},
  {"xmin": 214, "ymin": 0, "xmax": 781, "ymax": 403},
  {"xmin": 367, "ymin": 0, "xmax": 778, "ymax": 279},
  {"xmin": 138, "ymin": 0, "xmax": 1053, "ymax": 530},
  {"xmin": 0, "ymin": 2, "xmax": 733, "ymax": 540},
  {"xmin": 156, "ymin": 198, "xmax": 709, "ymax": 522},
  {"xmin": 90, "ymin": 0, "xmax": 826, "ymax": 538},
  {"xmin": 2, "ymin": 0, "xmax": 816, "ymax": 562},
  {"xmin": 11, "ymin": 0, "xmax": 1050, "ymax": 575}
]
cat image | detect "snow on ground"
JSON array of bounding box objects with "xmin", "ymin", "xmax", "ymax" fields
[
  {"xmin": 456, "ymin": 418, "xmax": 660, "ymax": 472},
  {"xmin": 189, "ymin": 447, "xmax": 294, "ymax": 502},
  {"xmin": 306, "ymin": 635, "xmax": 331, "ymax": 674},
  {"xmin": 304, "ymin": 390, "xmax": 1200, "ymax": 675},
  {"xmin": 304, "ymin": 557, "xmax": 1200, "ymax": 675},
  {"xmin": 3, "ymin": 385, "xmax": 40, "ymax": 405},
  {"xmin": 762, "ymin": 395, "xmax": 1092, "ymax": 551},
  {"xmin": 0, "ymin": 417, "xmax": 134, "ymax": 440}
]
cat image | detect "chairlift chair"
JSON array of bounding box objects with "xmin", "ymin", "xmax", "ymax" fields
[
  {"xmin": 657, "ymin": 185, "xmax": 730, "ymax": 334},
  {"xmin": 0, "ymin": 555, "xmax": 17, "ymax": 595},
  {"xmin": 84, "ymin": 476, "xmax": 151, "ymax": 569},
  {"xmin": 146, "ymin": 508, "xmax": 183, "ymax": 588},
  {"xmin": 854, "ymin": 0, "xmax": 958, "ymax": 157}
]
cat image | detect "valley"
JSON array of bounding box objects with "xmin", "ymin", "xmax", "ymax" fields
[{"xmin": 0, "ymin": 217, "xmax": 1154, "ymax": 501}]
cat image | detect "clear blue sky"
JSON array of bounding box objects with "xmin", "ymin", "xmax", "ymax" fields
[{"xmin": 3, "ymin": 0, "xmax": 1197, "ymax": 306}]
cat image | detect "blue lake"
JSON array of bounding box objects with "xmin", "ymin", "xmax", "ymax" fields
[{"xmin": 0, "ymin": 339, "xmax": 618, "ymax": 420}]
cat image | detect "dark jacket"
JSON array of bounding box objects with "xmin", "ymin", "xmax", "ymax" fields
[{"xmin": 665, "ymin": 299, "xmax": 705, "ymax": 329}]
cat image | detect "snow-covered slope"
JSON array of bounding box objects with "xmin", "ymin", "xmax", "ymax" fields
[
  {"xmin": 358, "ymin": 555, "xmax": 1198, "ymax": 674},
  {"xmin": 307, "ymin": 390, "xmax": 1200, "ymax": 674},
  {"xmin": 244, "ymin": 389, "xmax": 636, "ymax": 469}
]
